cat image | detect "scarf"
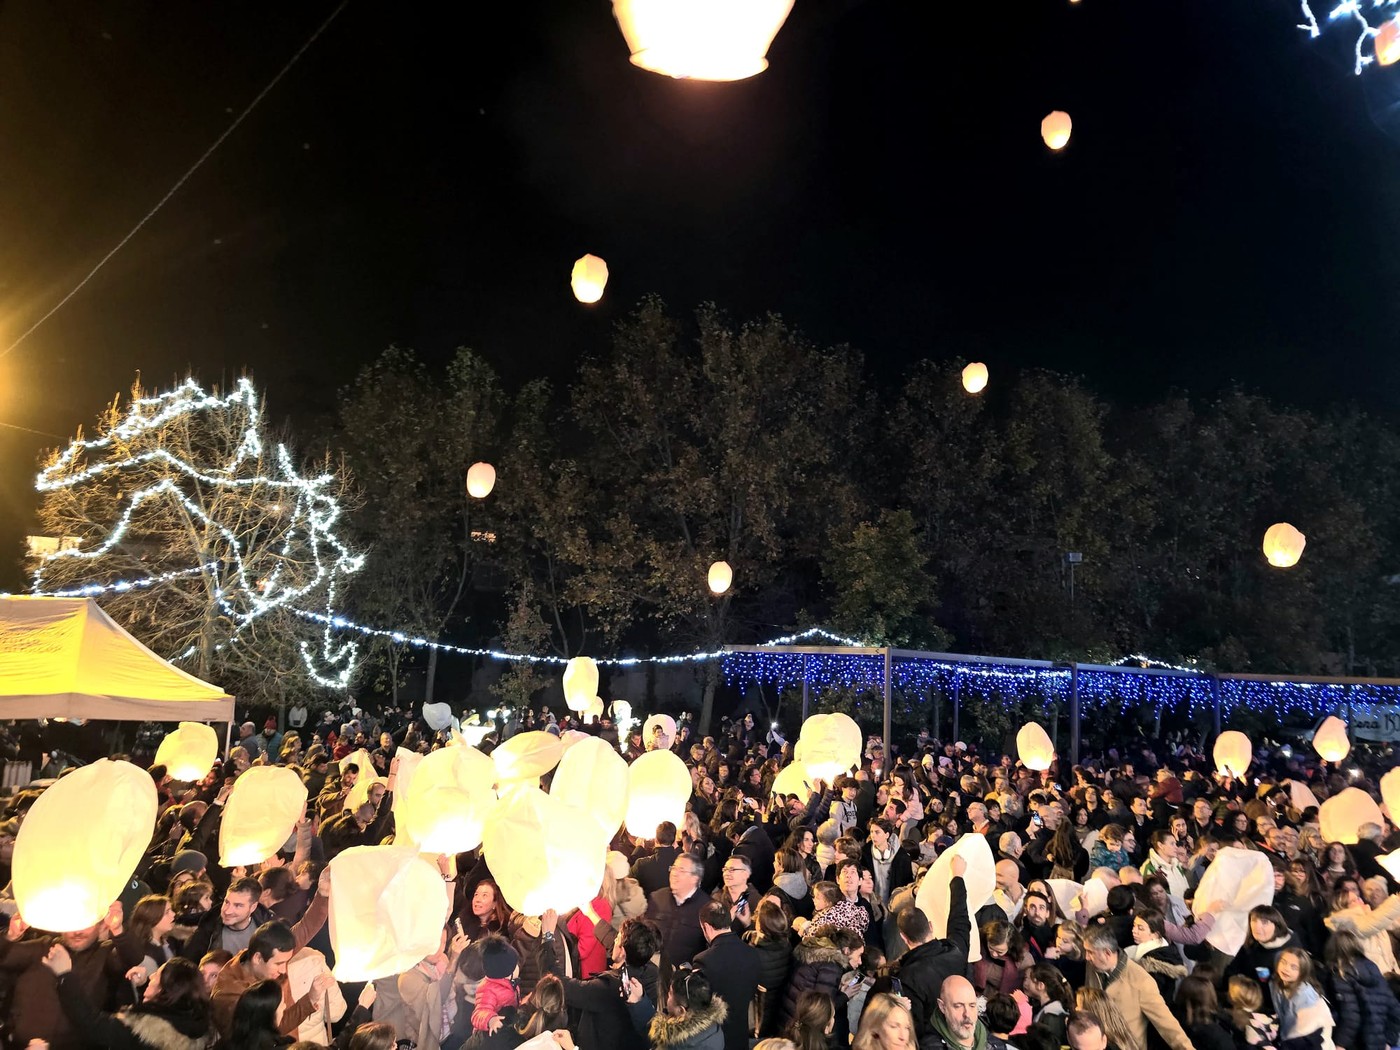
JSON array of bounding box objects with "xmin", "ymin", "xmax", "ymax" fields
[
  {"xmin": 927, "ymin": 1008, "xmax": 988, "ymax": 1050},
  {"xmin": 870, "ymin": 845, "xmax": 896, "ymax": 904}
]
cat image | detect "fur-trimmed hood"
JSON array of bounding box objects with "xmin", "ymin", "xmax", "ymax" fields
[
  {"xmin": 793, "ymin": 936, "xmax": 848, "ymax": 968},
  {"xmin": 648, "ymin": 997, "xmax": 728, "ymax": 1049},
  {"xmin": 1137, "ymin": 953, "xmax": 1188, "ymax": 981},
  {"xmin": 119, "ymin": 1012, "xmax": 217, "ymax": 1050}
]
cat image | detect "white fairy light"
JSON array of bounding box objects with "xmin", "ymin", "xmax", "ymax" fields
[{"xmin": 1298, "ymin": 0, "xmax": 1400, "ymax": 73}]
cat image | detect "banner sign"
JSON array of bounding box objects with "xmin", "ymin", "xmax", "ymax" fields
[{"xmin": 1352, "ymin": 706, "xmax": 1400, "ymax": 742}]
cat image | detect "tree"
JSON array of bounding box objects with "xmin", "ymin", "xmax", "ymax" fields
[
  {"xmin": 822, "ymin": 508, "xmax": 945, "ymax": 648},
  {"xmin": 33, "ymin": 377, "xmax": 362, "ymax": 704}
]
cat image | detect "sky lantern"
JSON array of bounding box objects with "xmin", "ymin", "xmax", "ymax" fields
[
  {"xmin": 796, "ymin": 712, "xmax": 862, "ymax": 782},
  {"xmin": 611, "ymin": 0, "xmax": 795, "ymax": 81},
  {"xmin": 422, "ymin": 702, "xmax": 455, "ymax": 733},
  {"xmin": 1016, "ymin": 722, "xmax": 1056, "ymax": 771},
  {"xmin": 563, "ymin": 656, "xmax": 600, "ymax": 713},
  {"xmin": 1041, "ymin": 111, "xmax": 1072, "ymax": 150},
  {"xmin": 584, "ymin": 696, "xmax": 605, "ymax": 721},
  {"xmin": 1320, "ymin": 786, "xmax": 1386, "ymax": 845},
  {"xmin": 1191, "ymin": 847, "xmax": 1275, "ymax": 956},
  {"xmin": 551, "ymin": 735, "xmax": 631, "ymax": 840},
  {"xmin": 398, "ymin": 743, "xmax": 497, "ymax": 852},
  {"xmin": 1312, "ymin": 715, "xmax": 1350, "ymax": 763},
  {"xmin": 916, "ymin": 833, "xmax": 996, "ymax": 962},
  {"xmin": 1262, "ymin": 522, "xmax": 1306, "ymax": 567},
  {"xmin": 624, "ymin": 749, "xmax": 692, "ymax": 836},
  {"xmin": 708, "ymin": 560, "xmax": 733, "ymax": 595},
  {"xmin": 1381, "ymin": 767, "xmax": 1400, "ymax": 821},
  {"xmin": 220, "ymin": 767, "xmax": 308, "ymax": 867},
  {"xmin": 492, "ymin": 730, "xmax": 564, "ymax": 793},
  {"xmin": 1377, "ymin": 18, "xmax": 1400, "ymax": 65},
  {"xmin": 642, "ymin": 713, "xmax": 677, "ymax": 750},
  {"xmin": 570, "ymin": 254, "xmax": 609, "ymax": 303},
  {"xmin": 770, "ymin": 760, "xmax": 810, "ymax": 799},
  {"xmin": 483, "ymin": 786, "xmax": 608, "ymax": 914},
  {"xmin": 13, "ymin": 759, "xmax": 156, "ymax": 932},
  {"xmin": 1213, "ymin": 731, "xmax": 1252, "ymax": 778},
  {"xmin": 328, "ymin": 845, "xmax": 451, "ymax": 982},
  {"xmin": 154, "ymin": 721, "xmax": 219, "ymax": 782},
  {"xmin": 961, "ymin": 362, "xmax": 989, "ymax": 394},
  {"xmin": 466, "ymin": 462, "xmax": 496, "ymax": 499}
]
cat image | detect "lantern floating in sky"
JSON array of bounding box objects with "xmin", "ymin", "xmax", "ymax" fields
[
  {"xmin": 492, "ymin": 730, "xmax": 564, "ymax": 792},
  {"xmin": 1381, "ymin": 767, "xmax": 1400, "ymax": 821},
  {"xmin": 1262, "ymin": 522, "xmax": 1306, "ymax": 568},
  {"xmin": 466, "ymin": 462, "xmax": 496, "ymax": 499},
  {"xmin": 1016, "ymin": 722, "xmax": 1056, "ymax": 771},
  {"xmin": 563, "ymin": 656, "xmax": 600, "ymax": 713},
  {"xmin": 624, "ymin": 749, "xmax": 692, "ymax": 836},
  {"xmin": 551, "ymin": 735, "xmax": 631, "ymax": 840},
  {"xmin": 483, "ymin": 786, "xmax": 608, "ymax": 915},
  {"xmin": 708, "ymin": 560, "xmax": 733, "ymax": 595},
  {"xmin": 1377, "ymin": 18, "xmax": 1400, "ymax": 65},
  {"xmin": 220, "ymin": 766, "xmax": 307, "ymax": 868},
  {"xmin": 611, "ymin": 0, "xmax": 795, "ymax": 81},
  {"xmin": 154, "ymin": 721, "xmax": 219, "ymax": 782},
  {"xmin": 795, "ymin": 712, "xmax": 862, "ymax": 783},
  {"xmin": 1041, "ymin": 111, "xmax": 1072, "ymax": 150},
  {"xmin": 1320, "ymin": 786, "xmax": 1386, "ymax": 845},
  {"xmin": 642, "ymin": 713, "xmax": 677, "ymax": 750},
  {"xmin": 328, "ymin": 845, "xmax": 451, "ymax": 982},
  {"xmin": 13, "ymin": 759, "xmax": 156, "ymax": 932},
  {"xmin": 1312, "ymin": 715, "xmax": 1350, "ymax": 763},
  {"xmin": 570, "ymin": 254, "xmax": 609, "ymax": 304},
  {"xmin": 961, "ymin": 362, "xmax": 989, "ymax": 394},
  {"xmin": 583, "ymin": 696, "xmax": 605, "ymax": 722},
  {"xmin": 1213, "ymin": 731, "xmax": 1253, "ymax": 778}
]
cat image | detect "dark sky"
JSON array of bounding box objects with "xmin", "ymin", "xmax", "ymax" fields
[{"xmin": 1, "ymin": 0, "xmax": 1399, "ymax": 586}]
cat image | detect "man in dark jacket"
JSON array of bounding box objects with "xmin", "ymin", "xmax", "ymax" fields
[
  {"xmin": 871, "ymin": 858, "xmax": 971, "ymax": 1042},
  {"xmin": 180, "ymin": 876, "xmax": 273, "ymax": 961},
  {"xmin": 646, "ymin": 852, "xmax": 713, "ymax": 975},
  {"xmin": 695, "ymin": 901, "xmax": 761, "ymax": 1050},
  {"xmin": 539, "ymin": 910, "xmax": 661, "ymax": 1050},
  {"xmin": 632, "ymin": 822, "xmax": 683, "ymax": 897}
]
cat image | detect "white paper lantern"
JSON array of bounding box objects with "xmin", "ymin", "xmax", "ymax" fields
[
  {"xmin": 563, "ymin": 657, "xmax": 600, "ymax": 713},
  {"xmin": 1041, "ymin": 111, "xmax": 1072, "ymax": 150},
  {"xmin": 220, "ymin": 767, "xmax": 308, "ymax": 867},
  {"xmin": 154, "ymin": 722, "xmax": 219, "ymax": 782},
  {"xmin": 584, "ymin": 696, "xmax": 605, "ymax": 722},
  {"xmin": 551, "ymin": 736, "xmax": 631, "ymax": 840},
  {"xmin": 611, "ymin": 700, "xmax": 633, "ymax": 723},
  {"xmin": 492, "ymin": 731, "xmax": 564, "ymax": 793},
  {"xmin": 770, "ymin": 761, "xmax": 811, "ymax": 799},
  {"xmin": 1015, "ymin": 723, "xmax": 1055, "ymax": 771},
  {"xmin": 466, "ymin": 462, "xmax": 496, "ymax": 499},
  {"xmin": 1262, "ymin": 522, "xmax": 1306, "ymax": 568},
  {"xmin": 399, "ymin": 744, "xmax": 498, "ymax": 853},
  {"xmin": 796, "ymin": 712, "xmax": 862, "ymax": 783},
  {"xmin": 707, "ymin": 561, "xmax": 733, "ymax": 595},
  {"xmin": 1192, "ymin": 847, "xmax": 1275, "ymax": 956},
  {"xmin": 1213, "ymin": 731, "xmax": 1253, "ymax": 778},
  {"xmin": 340, "ymin": 748, "xmax": 377, "ymax": 776},
  {"xmin": 1287, "ymin": 780, "xmax": 1321, "ymax": 814},
  {"xmin": 915, "ymin": 833, "xmax": 995, "ymax": 963},
  {"xmin": 1378, "ymin": 850, "xmax": 1400, "ymax": 882},
  {"xmin": 624, "ymin": 749, "xmax": 692, "ymax": 837},
  {"xmin": 13, "ymin": 759, "xmax": 157, "ymax": 932},
  {"xmin": 1047, "ymin": 878, "xmax": 1108, "ymax": 921},
  {"xmin": 482, "ymin": 786, "xmax": 608, "ymax": 914},
  {"xmin": 1319, "ymin": 786, "xmax": 1386, "ymax": 846},
  {"xmin": 328, "ymin": 845, "xmax": 451, "ymax": 981},
  {"xmin": 961, "ymin": 362, "xmax": 989, "ymax": 394},
  {"xmin": 423, "ymin": 703, "xmax": 455, "ymax": 733},
  {"xmin": 642, "ymin": 714, "xmax": 677, "ymax": 750},
  {"xmin": 1381, "ymin": 768, "xmax": 1400, "ymax": 822},
  {"xmin": 570, "ymin": 254, "xmax": 609, "ymax": 303},
  {"xmin": 611, "ymin": 0, "xmax": 794, "ymax": 81},
  {"xmin": 1312, "ymin": 716, "xmax": 1351, "ymax": 763},
  {"xmin": 391, "ymin": 747, "xmax": 424, "ymax": 817}
]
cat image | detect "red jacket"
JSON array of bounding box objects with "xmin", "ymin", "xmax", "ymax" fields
[
  {"xmin": 472, "ymin": 975, "xmax": 519, "ymax": 1031},
  {"xmin": 568, "ymin": 896, "xmax": 614, "ymax": 979}
]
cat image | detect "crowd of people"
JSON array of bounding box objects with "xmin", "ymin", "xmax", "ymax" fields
[{"xmin": 0, "ymin": 702, "xmax": 1398, "ymax": 1050}]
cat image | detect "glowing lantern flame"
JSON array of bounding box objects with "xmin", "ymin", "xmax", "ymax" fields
[
  {"xmin": 484, "ymin": 786, "xmax": 608, "ymax": 914},
  {"xmin": 611, "ymin": 0, "xmax": 795, "ymax": 81},
  {"xmin": 1262, "ymin": 522, "xmax": 1306, "ymax": 568},
  {"xmin": 466, "ymin": 462, "xmax": 496, "ymax": 499},
  {"xmin": 220, "ymin": 767, "xmax": 308, "ymax": 867},
  {"xmin": 571, "ymin": 254, "xmax": 609, "ymax": 304},
  {"xmin": 708, "ymin": 560, "xmax": 733, "ymax": 595},
  {"xmin": 1041, "ymin": 111, "xmax": 1072, "ymax": 150},
  {"xmin": 154, "ymin": 721, "xmax": 219, "ymax": 782},
  {"xmin": 1213, "ymin": 731, "xmax": 1252, "ymax": 778},
  {"xmin": 563, "ymin": 656, "xmax": 600, "ymax": 713},
  {"xmin": 795, "ymin": 712, "xmax": 862, "ymax": 783},
  {"xmin": 962, "ymin": 362, "xmax": 989, "ymax": 394},
  {"xmin": 1320, "ymin": 786, "xmax": 1386, "ymax": 845},
  {"xmin": 1377, "ymin": 18, "xmax": 1400, "ymax": 65},
  {"xmin": 1016, "ymin": 722, "xmax": 1056, "ymax": 771},
  {"xmin": 1312, "ymin": 715, "xmax": 1350, "ymax": 763}
]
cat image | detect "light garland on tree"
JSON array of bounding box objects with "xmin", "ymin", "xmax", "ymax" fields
[
  {"xmin": 32, "ymin": 377, "xmax": 365, "ymax": 688},
  {"xmin": 1298, "ymin": 0, "xmax": 1400, "ymax": 74}
]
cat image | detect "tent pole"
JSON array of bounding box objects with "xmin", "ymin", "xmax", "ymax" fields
[{"xmin": 224, "ymin": 719, "xmax": 235, "ymax": 756}]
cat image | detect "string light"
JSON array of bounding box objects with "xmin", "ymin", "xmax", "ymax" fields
[{"xmin": 1298, "ymin": 0, "xmax": 1400, "ymax": 73}]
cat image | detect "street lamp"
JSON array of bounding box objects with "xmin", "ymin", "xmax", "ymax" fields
[{"xmin": 1064, "ymin": 551, "xmax": 1083, "ymax": 606}]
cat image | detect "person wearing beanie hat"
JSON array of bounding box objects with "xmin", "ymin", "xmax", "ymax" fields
[
  {"xmin": 170, "ymin": 849, "xmax": 208, "ymax": 880},
  {"xmin": 472, "ymin": 934, "xmax": 520, "ymax": 1034}
]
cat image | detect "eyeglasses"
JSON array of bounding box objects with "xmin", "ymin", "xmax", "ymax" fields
[{"xmin": 669, "ymin": 864, "xmax": 699, "ymax": 877}]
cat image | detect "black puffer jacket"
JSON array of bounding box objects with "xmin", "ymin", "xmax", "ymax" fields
[
  {"xmin": 57, "ymin": 973, "xmax": 218, "ymax": 1050},
  {"xmin": 746, "ymin": 933, "xmax": 792, "ymax": 1036},
  {"xmin": 780, "ymin": 934, "xmax": 848, "ymax": 1030},
  {"xmin": 1331, "ymin": 957, "xmax": 1400, "ymax": 1050}
]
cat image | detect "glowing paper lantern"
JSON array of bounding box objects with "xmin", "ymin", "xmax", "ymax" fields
[
  {"xmin": 1192, "ymin": 847, "xmax": 1275, "ymax": 956},
  {"xmin": 1213, "ymin": 731, "xmax": 1253, "ymax": 778},
  {"xmin": 961, "ymin": 362, "xmax": 989, "ymax": 394},
  {"xmin": 1041, "ymin": 111, "xmax": 1072, "ymax": 150},
  {"xmin": 570, "ymin": 254, "xmax": 609, "ymax": 304},
  {"xmin": 391, "ymin": 747, "xmax": 424, "ymax": 817},
  {"xmin": 1381, "ymin": 767, "xmax": 1400, "ymax": 821},
  {"xmin": 1262, "ymin": 522, "xmax": 1306, "ymax": 568},
  {"xmin": 423, "ymin": 702, "xmax": 455, "ymax": 732},
  {"xmin": 563, "ymin": 657, "xmax": 600, "ymax": 713},
  {"xmin": 13, "ymin": 759, "xmax": 156, "ymax": 932},
  {"xmin": 1288, "ymin": 780, "xmax": 1321, "ymax": 815},
  {"xmin": 612, "ymin": 700, "xmax": 632, "ymax": 723},
  {"xmin": 611, "ymin": 0, "xmax": 795, "ymax": 81},
  {"xmin": 492, "ymin": 730, "xmax": 564, "ymax": 792},
  {"xmin": 399, "ymin": 744, "xmax": 497, "ymax": 853},
  {"xmin": 795, "ymin": 712, "xmax": 862, "ymax": 783},
  {"xmin": 1319, "ymin": 786, "xmax": 1386, "ymax": 845},
  {"xmin": 328, "ymin": 845, "xmax": 451, "ymax": 982},
  {"xmin": 916, "ymin": 833, "xmax": 995, "ymax": 962},
  {"xmin": 154, "ymin": 722, "xmax": 219, "ymax": 782},
  {"xmin": 1377, "ymin": 18, "xmax": 1400, "ymax": 65},
  {"xmin": 584, "ymin": 696, "xmax": 605, "ymax": 721},
  {"xmin": 1312, "ymin": 716, "xmax": 1351, "ymax": 763},
  {"xmin": 624, "ymin": 749, "xmax": 692, "ymax": 836},
  {"xmin": 1379, "ymin": 850, "xmax": 1400, "ymax": 882},
  {"xmin": 220, "ymin": 767, "xmax": 308, "ymax": 867},
  {"xmin": 708, "ymin": 561, "xmax": 733, "ymax": 595},
  {"xmin": 642, "ymin": 714, "xmax": 677, "ymax": 750},
  {"xmin": 770, "ymin": 761, "xmax": 811, "ymax": 799},
  {"xmin": 483, "ymin": 786, "xmax": 608, "ymax": 914},
  {"xmin": 1015, "ymin": 722, "xmax": 1055, "ymax": 771},
  {"xmin": 466, "ymin": 462, "xmax": 496, "ymax": 499},
  {"xmin": 551, "ymin": 735, "xmax": 631, "ymax": 840},
  {"xmin": 1048, "ymin": 878, "xmax": 1108, "ymax": 920}
]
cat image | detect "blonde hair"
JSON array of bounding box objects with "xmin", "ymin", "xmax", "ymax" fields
[
  {"xmin": 1075, "ymin": 987, "xmax": 1144, "ymax": 1050},
  {"xmin": 853, "ymin": 993, "xmax": 915, "ymax": 1050},
  {"xmin": 1227, "ymin": 975, "xmax": 1264, "ymax": 1029}
]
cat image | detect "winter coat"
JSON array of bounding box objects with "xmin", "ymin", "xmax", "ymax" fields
[
  {"xmin": 55, "ymin": 972, "xmax": 217, "ymax": 1050},
  {"xmin": 1088, "ymin": 842, "xmax": 1131, "ymax": 872},
  {"xmin": 780, "ymin": 934, "xmax": 849, "ymax": 1029},
  {"xmin": 634, "ymin": 995, "xmax": 728, "ymax": 1050},
  {"xmin": 1226, "ymin": 931, "xmax": 1298, "ymax": 983},
  {"xmin": 536, "ymin": 938, "xmax": 658, "ymax": 1050},
  {"xmin": 765, "ymin": 872, "xmax": 813, "ymax": 921},
  {"xmin": 569, "ymin": 895, "xmax": 614, "ymax": 978},
  {"xmin": 472, "ymin": 975, "xmax": 519, "ymax": 1031},
  {"xmin": 209, "ymin": 892, "xmax": 328, "ymax": 1038},
  {"xmin": 1271, "ymin": 980, "xmax": 1335, "ymax": 1050},
  {"xmin": 1129, "ymin": 940, "xmax": 1187, "ymax": 1002},
  {"xmin": 647, "ymin": 888, "xmax": 714, "ymax": 971},
  {"xmin": 745, "ymin": 932, "xmax": 792, "ymax": 1036},
  {"xmin": 1086, "ymin": 956, "xmax": 1193, "ymax": 1050},
  {"xmin": 178, "ymin": 902, "xmax": 276, "ymax": 962},
  {"xmin": 1182, "ymin": 1019, "xmax": 1236, "ymax": 1050},
  {"xmin": 286, "ymin": 947, "xmax": 346, "ymax": 1045},
  {"xmin": 694, "ymin": 932, "xmax": 761, "ymax": 1050},
  {"xmin": 1329, "ymin": 958, "xmax": 1400, "ymax": 1050},
  {"xmin": 0, "ymin": 934, "xmax": 139, "ymax": 1050},
  {"xmin": 870, "ymin": 876, "xmax": 971, "ymax": 1041},
  {"xmin": 1326, "ymin": 897, "xmax": 1400, "ymax": 976}
]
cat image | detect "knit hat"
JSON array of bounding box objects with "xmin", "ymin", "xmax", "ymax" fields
[
  {"xmin": 170, "ymin": 850, "xmax": 207, "ymax": 877},
  {"xmin": 480, "ymin": 936, "xmax": 520, "ymax": 980},
  {"xmin": 606, "ymin": 850, "xmax": 630, "ymax": 881}
]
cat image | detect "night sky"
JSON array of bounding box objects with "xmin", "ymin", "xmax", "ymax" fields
[{"xmin": 1, "ymin": 0, "xmax": 1398, "ymax": 588}]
